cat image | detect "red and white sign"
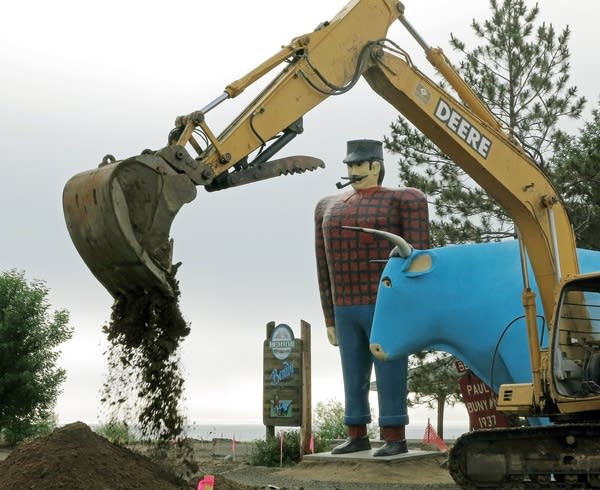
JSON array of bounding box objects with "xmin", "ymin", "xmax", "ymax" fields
[{"xmin": 458, "ymin": 370, "xmax": 510, "ymax": 430}]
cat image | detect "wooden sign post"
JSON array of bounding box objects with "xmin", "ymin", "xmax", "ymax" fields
[
  {"xmin": 300, "ymin": 320, "xmax": 312, "ymax": 455},
  {"xmin": 263, "ymin": 320, "xmax": 312, "ymax": 454}
]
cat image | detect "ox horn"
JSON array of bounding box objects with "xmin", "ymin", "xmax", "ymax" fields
[{"xmin": 341, "ymin": 226, "xmax": 413, "ymax": 258}]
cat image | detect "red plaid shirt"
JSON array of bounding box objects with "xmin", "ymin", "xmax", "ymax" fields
[{"xmin": 315, "ymin": 186, "xmax": 429, "ymax": 326}]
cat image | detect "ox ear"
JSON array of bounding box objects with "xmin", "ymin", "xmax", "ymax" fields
[{"xmin": 402, "ymin": 251, "xmax": 433, "ymax": 276}]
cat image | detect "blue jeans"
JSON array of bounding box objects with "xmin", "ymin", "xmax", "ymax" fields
[{"xmin": 334, "ymin": 304, "xmax": 409, "ymax": 427}]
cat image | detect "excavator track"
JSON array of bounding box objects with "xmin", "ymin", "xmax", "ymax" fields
[{"xmin": 449, "ymin": 424, "xmax": 600, "ymax": 488}]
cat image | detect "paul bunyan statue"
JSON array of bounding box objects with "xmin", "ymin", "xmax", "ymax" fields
[{"xmin": 314, "ymin": 139, "xmax": 430, "ymax": 456}]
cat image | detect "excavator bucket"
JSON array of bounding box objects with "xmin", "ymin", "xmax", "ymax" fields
[{"xmin": 63, "ymin": 153, "xmax": 197, "ymax": 299}]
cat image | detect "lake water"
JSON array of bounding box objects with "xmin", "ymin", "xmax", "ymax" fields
[{"xmin": 184, "ymin": 422, "xmax": 469, "ymax": 441}]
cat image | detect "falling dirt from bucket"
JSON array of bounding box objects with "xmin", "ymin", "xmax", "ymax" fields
[{"xmin": 102, "ymin": 273, "xmax": 190, "ymax": 440}]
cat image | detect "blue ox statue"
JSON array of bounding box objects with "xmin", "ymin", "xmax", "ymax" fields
[{"xmin": 352, "ymin": 232, "xmax": 600, "ymax": 393}]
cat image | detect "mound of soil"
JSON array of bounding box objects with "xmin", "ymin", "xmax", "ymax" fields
[{"xmin": 0, "ymin": 422, "xmax": 186, "ymax": 490}]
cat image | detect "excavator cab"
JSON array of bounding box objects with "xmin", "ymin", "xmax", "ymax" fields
[{"xmin": 552, "ymin": 274, "xmax": 600, "ymax": 402}]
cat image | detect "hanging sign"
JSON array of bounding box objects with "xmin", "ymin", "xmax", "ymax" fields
[{"xmin": 456, "ymin": 361, "xmax": 510, "ymax": 430}]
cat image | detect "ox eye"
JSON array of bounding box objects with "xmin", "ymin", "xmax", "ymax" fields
[{"xmin": 382, "ymin": 277, "xmax": 392, "ymax": 288}]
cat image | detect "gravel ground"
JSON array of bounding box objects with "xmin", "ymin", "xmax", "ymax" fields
[
  {"xmin": 210, "ymin": 444, "xmax": 461, "ymax": 490},
  {"xmin": 140, "ymin": 438, "xmax": 463, "ymax": 489},
  {"xmin": 220, "ymin": 463, "xmax": 461, "ymax": 489}
]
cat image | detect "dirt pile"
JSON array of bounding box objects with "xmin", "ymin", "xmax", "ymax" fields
[{"xmin": 0, "ymin": 422, "xmax": 186, "ymax": 490}]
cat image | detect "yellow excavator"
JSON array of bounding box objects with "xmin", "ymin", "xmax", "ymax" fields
[{"xmin": 63, "ymin": 0, "xmax": 600, "ymax": 486}]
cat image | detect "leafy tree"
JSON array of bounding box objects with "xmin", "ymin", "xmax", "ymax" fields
[
  {"xmin": 386, "ymin": 0, "xmax": 585, "ymax": 246},
  {"xmin": 313, "ymin": 398, "xmax": 377, "ymax": 442},
  {"xmin": 407, "ymin": 352, "xmax": 462, "ymax": 438},
  {"xmin": 0, "ymin": 270, "xmax": 72, "ymax": 445},
  {"xmin": 313, "ymin": 399, "xmax": 346, "ymax": 441},
  {"xmin": 551, "ymin": 102, "xmax": 600, "ymax": 249}
]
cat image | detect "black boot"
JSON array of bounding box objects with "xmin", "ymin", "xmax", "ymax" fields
[
  {"xmin": 373, "ymin": 439, "xmax": 407, "ymax": 457},
  {"xmin": 331, "ymin": 436, "xmax": 371, "ymax": 454}
]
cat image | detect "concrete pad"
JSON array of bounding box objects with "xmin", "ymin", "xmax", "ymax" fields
[{"xmin": 303, "ymin": 448, "xmax": 440, "ymax": 463}]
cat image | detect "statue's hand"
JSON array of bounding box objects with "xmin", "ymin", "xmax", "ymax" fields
[{"xmin": 327, "ymin": 326, "xmax": 338, "ymax": 346}]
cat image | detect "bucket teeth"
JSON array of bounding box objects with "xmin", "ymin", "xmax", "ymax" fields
[{"xmin": 205, "ymin": 155, "xmax": 324, "ymax": 191}]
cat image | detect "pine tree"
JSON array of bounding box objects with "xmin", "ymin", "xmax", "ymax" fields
[
  {"xmin": 551, "ymin": 102, "xmax": 600, "ymax": 249},
  {"xmin": 386, "ymin": 0, "xmax": 585, "ymax": 246}
]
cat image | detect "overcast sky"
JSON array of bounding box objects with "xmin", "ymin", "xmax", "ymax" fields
[{"xmin": 1, "ymin": 0, "xmax": 598, "ymax": 430}]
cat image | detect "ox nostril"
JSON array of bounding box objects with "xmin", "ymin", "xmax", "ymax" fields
[{"xmin": 370, "ymin": 343, "xmax": 388, "ymax": 361}]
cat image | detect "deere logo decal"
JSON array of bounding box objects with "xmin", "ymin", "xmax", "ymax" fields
[{"xmin": 434, "ymin": 98, "xmax": 492, "ymax": 159}]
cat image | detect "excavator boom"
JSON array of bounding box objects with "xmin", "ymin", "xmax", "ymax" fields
[{"xmin": 63, "ymin": 0, "xmax": 400, "ymax": 299}]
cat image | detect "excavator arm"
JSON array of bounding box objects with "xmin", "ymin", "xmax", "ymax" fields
[{"xmin": 63, "ymin": 0, "xmax": 402, "ymax": 300}]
